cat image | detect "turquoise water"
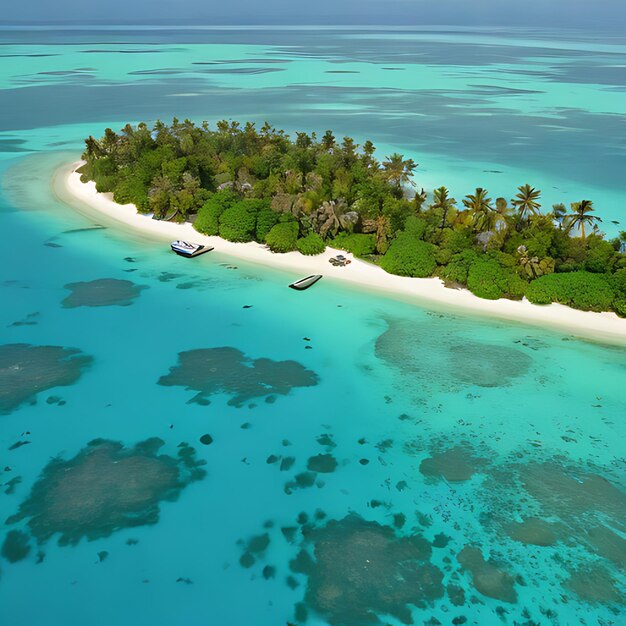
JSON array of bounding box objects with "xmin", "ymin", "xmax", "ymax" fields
[{"xmin": 0, "ymin": 27, "xmax": 625, "ymax": 625}]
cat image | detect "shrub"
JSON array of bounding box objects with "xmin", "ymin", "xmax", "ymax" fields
[
  {"xmin": 332, "ymin": 233, "xmax": 376, "ymax": 258},
  {"xmin": 256, "ymin": 208, "xmax": 280, "ymax": 242},
  {"xmin": 297, "ymin": 233, "xmax": 326, "ymax": 256},
  {"xmin": 218, "ymin": 200, "xmax": 259, "ymax": 242},
  {"xmin": 610, "ymin": 268, "xmax": 626, "ymax": 295},
  {"xmin": 266, "ymin": 222, "xmax": 299, "ymax": 253},
  {"xmin": 94, "ymin": 176, "xmax": 116, "ymax": 194},
  {"xmin": 403, "ymin": 216, "xmax": 427, "ymax": 239},
  {"xmin": 112, "ymin": 175, "xmax": 149, "ymax": 211},
  {"xmin": 467, "ymin": 258, "xmax": 527, "ymax": 300},
  {"xmin": 614, "ymin": 297, "xmax": 626, "ymax": 317},
  {"xmin": 439, "ymin": 227, "xmax": 472, "ymax": 254},
  {"xmin": 526, "ymin": 271, "xmax": 614, "ymax": 311},
  {"xmin": 609, "ymin": 268, "xmax": 626, "ymax": 316},
  {"xmin": 438, "ymin": 249, "xmax": 479, "ymax": 285},
  {"xmin": 194, "ymin": 190, "xmax": 237, "ymax": 235},
  {"xmin": 380, "ymin": 232, "xmax": 437, "ymax": 278},
  {"xmin": 585, "ymin": 236, "xmax": 617, "ymax": 273},
  {"xmin": 219, "ymin": 200, "xmax": 269, "ymax": 241}
]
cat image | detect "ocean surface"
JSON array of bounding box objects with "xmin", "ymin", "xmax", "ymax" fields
[{"xmin": 0, "ymin": 26, "xmax": 625, "ymax": 626}]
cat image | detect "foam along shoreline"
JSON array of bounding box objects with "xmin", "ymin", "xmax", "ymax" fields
[{"xmin": 56, "ymin": 161, "xmax": 626, "ymax": 346}]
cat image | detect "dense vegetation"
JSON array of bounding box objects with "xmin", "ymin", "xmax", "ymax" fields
[{"xmin": 80, "ymin": 119, "xmax": 626, "ymax": 315}]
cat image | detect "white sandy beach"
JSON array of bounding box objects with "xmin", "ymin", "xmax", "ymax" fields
[{"xmin": 56, "ymin": 161, "xmax": 626, "ymax": 345}]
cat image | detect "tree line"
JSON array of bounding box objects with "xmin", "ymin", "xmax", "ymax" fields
[{"xmin": 79, "ymin": 119, "xmax": 626, "ymax": 315}]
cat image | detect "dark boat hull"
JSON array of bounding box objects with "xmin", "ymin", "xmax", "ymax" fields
[{"xmin": 289, "ymin": 274, "xmax": 322, "ymax": 290}]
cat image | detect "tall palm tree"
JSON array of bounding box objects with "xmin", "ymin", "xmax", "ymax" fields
[
  {"xmin": 463, "ymin": 188, "xmax": 494, "ymax": 232},
  {"xmin": 362, "ymin": 140, "xmax": 377, "ymax": 168},
  {"xmin": 321, "ymin": 130, "xmax": 336, "ymax": 152},
  {"xmin": 493, "ymin": 197, "xmax": 511, "ymax": 233},
  {"xmin": 382, "ymin": 153, "xmax": 417, "ymax": 192},
  {"xmin": 512, "ymin": 184, "xmax": 541, "ymax": 223},
  {"xmin": 431, "ymin": 186, "xmax": 457, "ymax": 232},
  {"xmin": 551, "ymin": 203, "xmax": 567, "ymax": 229},
  {"xmin": 567, "ymin": 200, "xmax": 601, "ymax": 239}
]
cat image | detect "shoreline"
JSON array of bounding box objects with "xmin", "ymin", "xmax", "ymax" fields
[{"xmin": 55, "ymin": 161, "xmax": 626, "ymax": 346}]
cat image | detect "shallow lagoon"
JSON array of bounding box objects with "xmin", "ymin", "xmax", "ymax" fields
[{"xmin": 0, "ymin": 27, "xmax": 625, "ymax": 626}]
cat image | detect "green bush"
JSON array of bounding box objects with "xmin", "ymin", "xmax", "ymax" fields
[
  {"xmin": 585, "ymin": 236, "xmax": 617, "ymax": 273},
  {"xmin": 94, "ymin": 176, "xmax": 116, "ymax": 194},
  {"xmin": 219, "ymin": 200, "xmax": 259, "ymax": 242},
  {"xmin": 613, "ymin": 297, "xmax": 626, "ymax": 317},
  {"xmin": 438, "ymin": 249, "xmax": 479, "ymax": 285},
  {"xmin": 467, "ymin": 258, "xmax": 527, "ymax": 300},
  {"xmin": 256, "ymin": 208, "xmax": 280, "ymax": 242},
  {"xmin": 439, "ymin": 227, "xmax": 472, "ymax": 254},
  {"xmin": 112, "ymin": 174, "xmax": 150, "ymax": 211},
  {"xmin": 194, "ymin": 190, "xmax": 238, "ymax": 235},
  {"xmin": 380, "ymin": 232, "xmax": 437, "ymax": 278},
  {"xmin": 526, "ymin": 271, "xmax": 615, "ymax": 311},
  {"xmin": 610, "ymin": 268, "xmax": 626, "ymax": 295},
  {"xmin": 332, "ymin": 233, "xmax": 376, "ymax": 258},
  {"xmin": 403, "ymin": 216, "xmax": 427, "ymax": 239},
  {"xmin": 297, "ymin": 233, "xmax": 326, "ymax": 256},
  {"xmin": 266, "ymin": 221, "xmax": 299, "ymax": 253}
]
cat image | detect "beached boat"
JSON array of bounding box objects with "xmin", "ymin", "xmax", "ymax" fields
[
  {"xmin": 170, "ymin": 240, "xmax": 213, "ymax": 258},
  {"xmin": 289, "ymin": 275, "xmax": 322, "ymax": 291}
]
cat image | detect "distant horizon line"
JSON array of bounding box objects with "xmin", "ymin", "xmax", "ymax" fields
[{"xmin": 0, "ymin": 22, "xmax": 613, "ymax": 32}]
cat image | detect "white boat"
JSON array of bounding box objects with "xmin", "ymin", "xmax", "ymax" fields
[
  {"xmin": 289, "ymin": 275, "xmax": 323, "ymax": 290},
  {"xmin": 170, "ymin": 240, "xmax": 213, "ymax": 258}
]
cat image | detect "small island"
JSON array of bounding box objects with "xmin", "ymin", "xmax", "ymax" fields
[{"xmin": 77, "ymin": 119, "xmax": 626, "ymax": 317}]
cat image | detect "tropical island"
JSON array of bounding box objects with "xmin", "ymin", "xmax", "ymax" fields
[{"xmin": 77, "ymin": 119, "xmax": 626, "ymax": 317}]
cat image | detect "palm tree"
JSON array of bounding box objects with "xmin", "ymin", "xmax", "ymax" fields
[
  {"xmin": 321, "ymin": 130, "xmax": 336, "ymax": 152},
  {"xmin": 463, "ymin": 188, "xmax": 494, "ymax": 232},
  {"xmin": 362, "ymin": 140, "xmax": 377, "ymax": 168},
  {"xmin": 551, "ymin": 203, "xmax": 567, "ymax": 229},
  {"xmin": 493, "ymin": 197, "xmax": 511, "ymax": 233},
  {"xmin": 431, "ymin": 186, "xmax": 457, "ymax": 232},
  {"xmin": 512, "ymin": 184, "xmax": 541, "ymax": 223},
  {"xmin": 382, "ymin": 153, "xmax": 417, "ymax": 192},
  {"xmin": 495, "ymin": 197, "xmax": 510, "ymax": 216},
  {"xmin": 567, "ymin": 200, "xmax": 601, "ymax": 239}
]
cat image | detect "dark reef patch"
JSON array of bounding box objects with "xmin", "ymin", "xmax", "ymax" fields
[
  {"xmin": 584, "ymin": 525, "xmax": 626, "ymax": 566},
  {"xmin": 62, "ymin": 278, "xmax": 146, "ymax": 308},
  {"xmin": 4, "ymin": 476, "xmax": 22, "ymax": 495},
  {"xmin": 506, "ymin": 517, "xmax": 559, "ymax": 547},
  {"xmin": 2, "ymin": 530, "xmax": 31, "ymax": 562},
  {"xmin": 306, "ymin": 454, "xmax": 338, "ymax": 474},
  {"xmin": 284, "ymin": 471, "xmax": 318, "ymax": 494},
  {"xmin": 375, "ymin": 318, "xmax": 532, "ymax": 390},
  {"xmin": 481, "ymin": 456, "xmax": 626, "ymax": 606},
  {"xmin": 449, "ymin": 343, "xmax": 532, "ymax": 387},
  {"xmin": 300, "ymin": 514, "xmax": 443, "ymax": 625},
  {"xmin": 0, "ymin": 343, "xmax": 92, "ymax": 414},
  {"xmin": 158, "ymin": 347, "xmax": 319, "ymax": 406},
  {"xmin": 6, "ymin": 438, "xmax": 206, "ymax": 546},
  {"xmin": 419, "ymin": 444, "xmax": 486, "ymax": 482},
  {"xmin": 239, "ymin": 532, "xmax": 271, "ymax": 568},
  {"xmin": 457, "ymin": 546, "xmax": 517, "ymax": 603},
  {"xmin": 517, "ymin": 462, "xmax": 626, "ymax": 528},
  {"xmin": 9, "ymin": 312, "xmax": 40, "ymax": 327},
  {"xmin": 566, "ymin": 564, "xmax": 624, "ymax": 604}
]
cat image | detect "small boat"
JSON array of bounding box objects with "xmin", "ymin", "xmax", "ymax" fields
[
  {"xmin": 170, "ymin": 240, "xmax": 213, "ymax": 258},
  {"xmin": 289, "ymin": 274, "xmax": 323, "ymax": 291}
]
